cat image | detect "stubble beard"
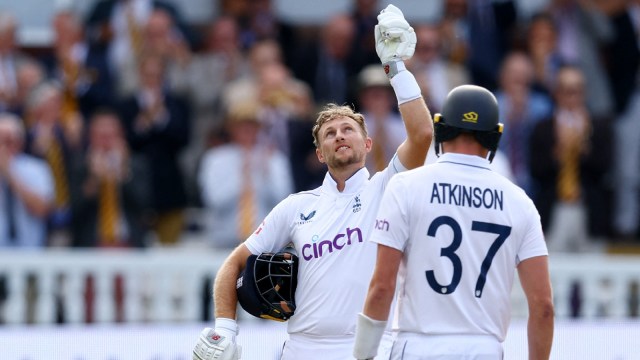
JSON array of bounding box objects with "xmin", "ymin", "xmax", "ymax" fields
[{"xmin": 327, "ymin": 151, "xmax": 364, "ymax": 169}]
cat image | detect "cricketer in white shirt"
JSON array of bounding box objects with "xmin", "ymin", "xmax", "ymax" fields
[
  {"xmin": 368, "ymin": 152, "xmax": 550, "ymax": 358},
  {"xmin": 193, "ymin": 4, "xmax": 433, "ymax": 360},
  {"xmin": 246, "ymin": 154, "xmax": 404, "ymax": 358}
]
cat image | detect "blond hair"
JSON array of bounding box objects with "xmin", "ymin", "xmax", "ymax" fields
[{"xmin": 312, "ymin": 104, "xmax": 367, "ymax": 148}]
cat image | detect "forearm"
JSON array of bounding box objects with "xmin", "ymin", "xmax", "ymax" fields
[
  {"xmin": 398, "ymin": 96, "xmax": 433, "ymax": 149},
  {"xmin": 518, "ymin": 255, "xmax": 554, "ymax": 360},
  {"xmin": 527, "ymin": 312, "xmax": 554, "ymax": 360},
  {"xmin": 363, "ymin": 282, "xmax": 395, "ymax": 321},
  {"xmin": 213, "ymin": 244, "xmax": 251, "ymax": 319},
  {"xmin": 390, "ymin": 64, "xmax": 433, "ymax": 169}
]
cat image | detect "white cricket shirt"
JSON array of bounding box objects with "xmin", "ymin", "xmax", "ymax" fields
[
  {"xmin": 372, "ymin": 153, "xmax": 547, "ymax": 342},
  {"xmin": 245, "ymin": 155, "xmax": 406, "ymax": 336}
]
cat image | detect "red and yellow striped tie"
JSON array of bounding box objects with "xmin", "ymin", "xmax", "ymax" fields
[
  {"xmin": 557, "ymin": 143, "xmax": 581, "ymax": 202},
  {"xmin": 237, "ymin": 156, "xmax": 256, "ymax": 241},
  {"xmin": 46, "ymin": 138, "xmax": 70, "ymax": 208},
  {"xmin": 126, "ymin": 4, "xmax": 143, "ymax": 64},
  {"xmin": 61, "ymin": 57, "xmax": 80, "ymax": 127},
  {"xmin": 98, "ymin": 179, "xmax": 119, "ymax": 246}
]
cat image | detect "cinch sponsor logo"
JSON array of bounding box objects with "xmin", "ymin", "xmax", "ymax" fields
[
  {"xmin": 302, "ymin": 227, "xmax": 363, "ymax": 261},
  {"xmin": 375, "ymin": 219, "xmax": 389, "ymax": 231}
]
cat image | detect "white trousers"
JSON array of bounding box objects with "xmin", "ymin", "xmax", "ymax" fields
[
  {"xmin": 390, "ymin": 333, "xmax": 503, "ymax": 360},
  {"xmin": 280, "ymin": 331, "xmax": 394, "ymax": 360},
  {"xmin": 613, "ymin": 91, "xmax": 640, "ymax": 235},
  {"xmin": 546, "ymin": 202, "xmax": 590, "ymax": 253}
]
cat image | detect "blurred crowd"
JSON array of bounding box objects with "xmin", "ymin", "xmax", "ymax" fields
[{"xmin": 0, "ymin": 0, "xmax": 638, "ymax": 253}]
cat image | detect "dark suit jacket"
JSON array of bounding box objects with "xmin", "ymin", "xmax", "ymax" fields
[
  {"xmin": 70, "ymin": 154, "xmax": 150, "ymax": 247},
  {"xmin": 85, "ymin": 0, "xmax": 197, "ymax": 48},
  {"xmin": 606, "ymin": 9, "xmax": 640, "ymax": 115},
  {"xmin": 290, "ymin": 43, "xmax": 361, "ymax": 106},
  {"xmin": 117, "ymin": 91, "xmax": 190, "ymax": 212},
  {"xmin": 529, "ymin": 115, "xmax": 613, "ymax": 237},
  {"xmin": 40, "ymin": 43, "xmax": 115, "ymax": 121}
]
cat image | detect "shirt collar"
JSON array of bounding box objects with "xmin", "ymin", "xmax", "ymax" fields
[
  {"xmin": 322, "ymin": 167, "xmax": 370, "ymax": 195},
  {"xmin": 436, "ymin": 152, "xmax": 491, "ymax": 170}
]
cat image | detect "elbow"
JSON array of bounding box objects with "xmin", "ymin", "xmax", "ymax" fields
[
  {"xmin": 368, "ymin": 280, "xmax": 395, "ymax": 304},
  {"xmin": 531, "ymin": 298, "xmax": 555, "ymax": 321},
  {"xmin": 409, "ymin": 122, "xmax": 434, "ymax": 150}
]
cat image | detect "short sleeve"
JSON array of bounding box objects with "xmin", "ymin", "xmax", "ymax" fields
[
  {"xmin": 244, "ymin": 196, "xmax": 293, "ymax": 255},
  {"xmin": 370, "ymin": 174, "xmax": 409, "ymax": 252},
  {"xmin": 516, "ymin": 201, "xmax": 548, "ymax": 263}
]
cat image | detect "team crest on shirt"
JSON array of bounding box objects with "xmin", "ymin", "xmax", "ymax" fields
[
  {"xmin": 352, "ymin": 195, "xmax": 362, "ymax": 213},
  {"xmin": 297, "ymin": 210, "xmax": 316, "ymax": 225}
]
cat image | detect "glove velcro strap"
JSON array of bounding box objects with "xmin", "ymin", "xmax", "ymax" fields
[
  {"xmin": 353, "ymin": 312, "xmax": 387, "ymax": 360},
  {"xmin": 382, "ymin": 60, "xmax": 405, "ymax": 79},
  {"xmin": 390, "ymin": 68, "xmax": 422, "ymax": 105}
]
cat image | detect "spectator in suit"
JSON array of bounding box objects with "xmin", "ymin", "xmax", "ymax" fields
[
  {"xmin": 182, "ymin": 16, "xmax": 249, "ymax": 204},
  {"xmin": 70, "ymin": 109, "xmax": 149, "ymax": 248},
  {"xmin": 138, "ymin": 8, "xmax": 192, "ymax": 95},
  {"xmin": 605, "ymin": 0, "xmax": 640, "ymax": 242},
  {"xmin": 23, "ymin": 81, "xmax": 82, "ymax": 247},
  {"xmin": 350, "ymin": 0, "xmax": 382, "ymax": 70},
  {"xmin": 0, "ymin": 11, "xmax": 35, "ymax": 113},
  {"xmin": 198, "ymin": 101, "xmax": 293, "ymax": 248},
  {"xmin": 223, "ymin": 39, "xmax": 320, "ymax": 192},
  {"xmin": 117, "ymin": 53, "xmax": 190, "ymax": 245},
  {"xmin": 495, "ymin": 51, "xmax": 553, "ymax": 196},
  {"xmin": 290, "ymin": 14, "xmax": 358, "ymax": 105},
  {"xmin": 84, "ymin": 0, "xmax": 194, "ymax": 97},
  {"xmin": 231, "ymin": 0, "xmax": 297, "ymax": 65},
  {"xmin": 439, "ymin": 0, "xmax": 470, "ymax": 65},
  {"xmin": 529, "ymin": 65, "xmax": 613, "ymax": 252},
  {"xmin": 43, "ymin": 9, "xmax": 115, "ymax": 125},
  {"xmin": 544, "ymin": 0, "xmax": 616, "ymax": 118},
  {"xmin": 466, "ymin": 0, "xmax": 519, "ymax": 90},
  {"xmin": 12, "ymin": 59, "xmax": 47, "ymax": 119},
  {"xmin": 406, "ymin": 23, "xmax": 470, "ymax": 113},
  {"xmin": 525, "ymin": 12, "xmax": 564, "ymax": 95},
  {"xmin": 0, "ymin": 112, "xmax": 54, "ymax": 248}
]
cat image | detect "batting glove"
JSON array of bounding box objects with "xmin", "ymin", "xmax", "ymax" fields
[
  {"xmin": 193, "ymin": 319, "xmax": 242, "ymax": 360},
  {"xmin": 374, "ymin": 4, "xmax": 416, "ymax": 65}
]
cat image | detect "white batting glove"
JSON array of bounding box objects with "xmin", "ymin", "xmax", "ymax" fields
[
  {"xmin": 374, "ymin": 4, "xmax": 416, "ymax": 65},
  {"xmin": 193, "ymin": 319, "xmax": 242, "ymax": 360}
]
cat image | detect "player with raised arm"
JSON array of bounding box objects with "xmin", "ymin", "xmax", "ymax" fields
[
  {"xmin": 192, "ymin": 4, "xmax": 432, "ymax": 360},
  {"xmin": 353, "ymin": 85, "xmax": 554, "ymax": 360}
]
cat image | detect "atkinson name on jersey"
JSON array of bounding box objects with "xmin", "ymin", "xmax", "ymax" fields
[{"xmin": 430, "ymin": 182, "xmax": 504, "ymax": 211}]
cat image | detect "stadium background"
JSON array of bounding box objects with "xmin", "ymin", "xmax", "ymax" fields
[{"xmin": 1, "ymin": 0, "xmax": 640, "ymax": 359}]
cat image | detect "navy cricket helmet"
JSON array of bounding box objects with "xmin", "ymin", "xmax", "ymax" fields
[
  {"xmin": 433, "ymin": 85, "xmax": 504, "ymax": 162},
  {"xmin": 236, "ymin": 245, "xmax": 298, "ymax": 322}
]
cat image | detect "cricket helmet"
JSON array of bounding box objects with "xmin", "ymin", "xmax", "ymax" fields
[
  {"xmin": 434, "ymin": 85, "xmax": 503, "ymax": 162},
  {"xmin": 236, "ymin": 245, "xmax": 298, "ymax": 322}
]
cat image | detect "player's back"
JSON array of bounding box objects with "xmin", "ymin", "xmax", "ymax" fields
[{"xmin": 387, "ymin": 153, "xmax": 547, "ymax": 341}]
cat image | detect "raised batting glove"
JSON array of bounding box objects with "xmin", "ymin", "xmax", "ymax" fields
[
  {"xmin": 193, "ymin": 320, "xmax": 242, "ymax": 360},
  {"xmin": 374, "ymin": 4, "xmax": 416, "ymax": 66}
]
